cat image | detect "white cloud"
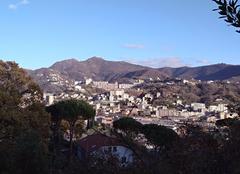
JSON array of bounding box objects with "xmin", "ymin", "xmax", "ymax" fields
[
  {"xmin": 125, "ymin": 57, "xmax": 189, "ymax": 68},
  {"xmin": 8, "ymin": 4, "xmax": 17, "ymax": 10},
  {"xmin": 8, "ymin": 0, "xmax": 29, "ymax": 10},
  {"xmin": 123, "ymin": 44, "xmax": 145, "ymax": 49},
  {"xmin": 20, "ymin": 0, "xmax": 30, "ymax": 5},
  {"xmin": 155, "ymin": 57, "xmax": 188, "ymax": 68},
  {"xmin": 196, "ymin": 59, "xmax": 210, "ymax": 65}
]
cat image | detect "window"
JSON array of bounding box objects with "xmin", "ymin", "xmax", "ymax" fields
[{"xmin": 121, "ymin": 156, "xmax": 127, "ymax": 163}]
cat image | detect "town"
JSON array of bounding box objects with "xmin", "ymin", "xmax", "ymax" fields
[{"xmin": 43, "ymin": 77, "xmax": 239, "ymax": 135}]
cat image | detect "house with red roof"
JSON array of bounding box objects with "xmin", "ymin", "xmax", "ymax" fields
[{"xmin": 76, "ymin": 134, "xmax": 134, "ymax": 166}]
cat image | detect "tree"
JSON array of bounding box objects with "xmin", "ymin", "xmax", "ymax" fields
[
  {"xmin": 46, "ymin": 99, "xmax": 95, "ymax": 160},
  {"xmin": 141, "ymin": 124, "xmax": 179, "ymax": 151},
  {"xmin": 113, "ymin": 117, "xmax": 143, "ymax": 137},
  {"xmin": 221, "ymin": 120, "xmax": 240, "ymax": 173},
  {"xmin": 13, "ymin": 130, "xmax": 50, "ymax": 174},
  {"xmin": 162, "ymin": 125, "xmax": 221, "ymax": 174},
  {"xmin": 216, "ymin": 117, "xmax": 239, "ymax": 127},
  {"xmin": 0, "ymin": 61, "xmax": 50, "ymax": 174},
  {"xmin": 213, "ymin": 0, "xmax": 240, "ymax": 33},
  {"xmin": 0, "ymin": 61, "xmax": 42, "ymax": 106},
  {"xmin": 228, "ymin": 103, "xmax": 240, "ymax": 116},
  {"xmin": 46, "ymin": 102, "xmax": 63, "ymax": 146}
]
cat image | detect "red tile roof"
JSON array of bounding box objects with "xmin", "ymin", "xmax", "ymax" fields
[{"xmin": 77, "ymin": 134, "xmax": 124, "ymax": 154}]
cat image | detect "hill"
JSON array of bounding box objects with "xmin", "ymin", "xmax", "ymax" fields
[
  {"xmin": 27, "ymin": 57, "xmax": 240, "ymax": 92},
  {"xmin": 158, "ymin": 63, "xmax": 240, "ymax": 80},
  {"xmin": 49, "ymin": 57, "xmax": 149, "ymax": 81}
]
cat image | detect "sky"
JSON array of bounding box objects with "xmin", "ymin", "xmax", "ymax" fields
[{"xmin": 0, "ymin": 0, "xmax": 240, "ymax": 69}]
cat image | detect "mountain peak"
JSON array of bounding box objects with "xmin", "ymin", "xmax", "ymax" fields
[
  {"xmin": 62, "ymin": 58, "xmax": 79, "ymax": 63},
  {"xmin": 52, "ymin": 58, "xmax": 79, "ymax": 65},
  {"xmin": 50, "ymin": 58, "xmax": 80, "ymax": 70},
  {"xmin": 86, "ymin": 56, "xmax": 105, "ymax": 62}
]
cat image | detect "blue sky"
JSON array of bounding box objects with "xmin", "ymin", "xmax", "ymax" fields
[{"xmin": 0, "ymin": 0, "xmax": 240, "ymax": 69}]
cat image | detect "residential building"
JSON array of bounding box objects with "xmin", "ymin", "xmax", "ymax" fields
[{"xmin": 76, "ymin": 134, "xmax": 134, "ymax": 166}]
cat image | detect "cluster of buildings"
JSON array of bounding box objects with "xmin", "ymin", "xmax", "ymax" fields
[
  {"xmin": 43, "ymin": 92, "xmax": 87, "ymax": 106},
  {"xmin": 43, "ymin": 78, "xmax": 141, "ymax": 106},
  {"xmin": 37, "ymin": 70, "xmax": 74, "ymax": 88},
  {"xmin": 44, "ymin": 78, "xmax": 239, "ymax": 131},
  {"xmin": 94, "ymin": 89, "xmax": 237, "ymax": 129},
  {"xmin": 43, "ymin": 77, "xmax": 240, "ymax": 166},
  {"xmin": 85, "ymin": 78, "xmax": 141, "ymax": 90}
]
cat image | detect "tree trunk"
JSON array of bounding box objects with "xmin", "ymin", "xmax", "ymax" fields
[
  {"xmin": 56, "ymin": 120, "xmax": 61, "ymax": 153},
  {"xmin": 87, "ymin": 119, "xmax": 90, "ymax": 130},
  {"xmin": 69, "ymin": 122, "xmax": 74, "ymax": 162},
  {"xmin": 51, "ymin": 120, "xmax": 61, "ymax": 174},
  {"xmin": 92, "ymin": 116, "xmax": 95, "ymax": 127},
  {"xmin": 87, "ymin": 117, "xmax": 94, "ymax": 129}
]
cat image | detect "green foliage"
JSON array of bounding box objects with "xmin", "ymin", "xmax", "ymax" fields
[
  {"xmin": 213, "ymin": 0, "xmax": 240, "ymax": 32},
  {"xmin": 13, "ymin": 130, "xmax": 49, "ymax": 174},
  {"xmin": 0, "ymin": 61, "xmax": 43, "ymax": 106},
  {"xmin": 59, "ymin": 119, "xmax": 85, "ymax": 139},
  {"xmin": 142, "ymin": 81, "xmax": 240, "ymax": 106},
  {"xmin": 164, "ymin": 131, "xmax": 220, "ymax": 174},
  {"xmin": 113, "ymin": 118, "xmax": 179, "ymax": 150},
  {"xmin": 47, "ymin": 99, "xmax": 95, "ymax": 123},
  {"xmin": 0, "ymin": 130, "xmax": 50, "ymax": 174},
  {"xmin": 228, "ymin": 103, "xmax": 240, "ymax": 115},
  {"xmin": 113, "ymin": 117, "xmax": 143, "ymax": 134},
  {"xmin": 74, "ymin": 120, "xmax": 85, "ymax": 138},
  {"xmin": 141, "ymin": 124, "xmax": 179, "ymax": 149},
  {"xmin": 0, "ymin": 61, "xmax": 50, "ymax": 174},
  {"xmin": 46, "ymin": 99, "xmax": 95, "ymax": 161},
  {"xmin": 216, "ymin": 117, "xmax": 239, "ymax": 127}
]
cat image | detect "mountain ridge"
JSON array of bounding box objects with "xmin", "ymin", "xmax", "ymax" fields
[{"xmin": 26, "ymin": 57, "xmax": 240, "ymax": 92}]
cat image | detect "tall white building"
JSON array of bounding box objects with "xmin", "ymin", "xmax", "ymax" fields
[
  {"xmin": 85, "ymin": 78, "xmax": 93, "ymax": 85},
  {"xmin": 45, "ymin": 94, "xmax": 54, "ymax": 106}
]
